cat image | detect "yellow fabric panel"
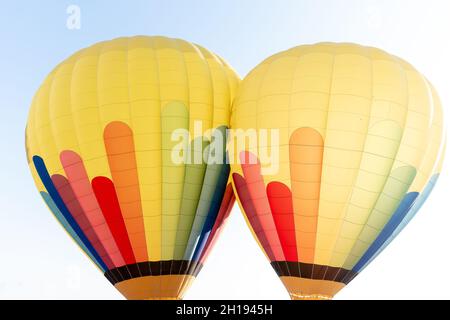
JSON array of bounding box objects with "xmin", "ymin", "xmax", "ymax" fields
[
  {"xmin": 26, "ymin": 94, "xmax": 44, "ymax": 191},
  {"xmin": 48, "ymin": 54, "xmax": 81, "ymax": 165},
  {"xmin": 339, "ymin": 68, "xmax": 442, "ymax": 269},
  {"xmin": 314, "ymin": 50, "xmax": 379, "ymax": 266},
  {"xmin": 33, "ymin": 72, "xmax": 64, "ymax": 177},
  {"xmin": 126, "ymin": 37, "xmax": 163, "ymax": 260},
  {"xmin": 70, "ymin": 43, "xmax": 111, "ymax": 179},
  {"xmin": 411, "ymin": 82, "xmax": 445, "ymax": 188}
]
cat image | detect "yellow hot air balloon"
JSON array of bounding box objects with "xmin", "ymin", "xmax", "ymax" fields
[
  {"xmin": 25, "ymin": 36, "xmax": 240, "ymax": 299},
  {"xmin": 230, "ymin": 43, "xmax": 445, "ymax": 300}
]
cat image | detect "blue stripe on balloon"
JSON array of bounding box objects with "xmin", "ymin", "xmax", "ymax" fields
[
  {"xmin": 366, "ymin": 174, "xmax": 440, "ymax": 266},
  {"xmin": 385, "ymin": 174, "xmax": 440, "ymax": 242},
  {"xmin": 191, "ymin": 164, "xmax": 230, "ymax": 262},
  {"xmin": 32, "ymin": 155, "xmax": 108, "ymax": 271},
  {"xmin": 353, "ymin": 192, "xmax": 419, "ymax": 273},
  {"xmin": 40, "ymin": 191, "xmax": 106, "ymax": 272},
  {"xmin": 353, "ymin": 173, "xmax": 440, "ymax": 273}
]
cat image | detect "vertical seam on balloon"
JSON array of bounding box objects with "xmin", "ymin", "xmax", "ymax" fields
[
  {"xmin": 171, "ymin": 41, "xmax": 196, "ymax": 263},
  {"xmin": 331, "ymin": 51, "xmax": 411, "ymax": 275},
  {"xmin": 40, "ymin": 60, "xmax": 109, "ymax": 272},
  {"xmin": 124, "ymin": 37, "xmax": 143, "ymax": 277},
  {"xmin": 64, "ymin": 46, "xmax": 125, "ymax": 269},
  {"xmin": 83, "ymin": 43, "xmax": 128, "ymax": 279},
  {"xmin": 214, "ymin": 52, "xmax": 233, "ymax": 127},
  {"xmin": 145, "ymin": 37, "xmax": 162, "ymax": 266},
  {"xmin": 311, "ymin": 46, "xmax": 336, "ymax": 279},
  {"xmin": 279, "ymin": 49, "xmax": 307, "ymax": 277},
  {"xmin": 195, "ymin": 46, "xmax": 218, "ymax": 264},
  {"xmin": 74, "ymin": 44, "xmax": 123, "ymax": 272},
  {"xmin": 252, "ymin": 49, "xmax": 283, "ymax": 267},
  {"xmin": 340, "ymin": 55, "xmax": 413, "ymax": 270},
  {"xmin": 169, "ymin": 38, "xmax": 190, "ymax": 276},
  {"xmin": 365, "ymin": 72, "xmax": 439, "ymax": 260},
  {"xmin": 321, "ymin": 47, "xmax": 373, "ymax": 276},
  {"xmin": 180, "ymin": 45, "xmax": 210, "ymax": 279},
  {"xmin": 47, "ymin": 48, "xmax": 119, "ymax": 278},
  {"xmin": 40, "ymin": 67, "xmax": 57, "ymax": 173},
  {"xmin": 138, "ymin": 36, "xmax": 161, "ymax": 267},
  {"xmin": 31, "ymin": 76, "xmax": 47, "ymax": 170},
  {"xmin": 152, "ymin": 37, "xmax": 163, "ymax": 294},
  {"xmin": 361, "ymin": 88, "xmax": 446, "ymax": 276},
  {"xmin": 179, "ymin": 44, "xmax": 211, "ymax": 264}
]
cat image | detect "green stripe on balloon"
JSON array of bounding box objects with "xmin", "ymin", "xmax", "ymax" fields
[
  {"xmin": 161, "ymin": 101, "xmax": 189, "ymax": 261},
  {"xmin": 173, "ymin": 137, "xmax": 209, "ymax": 260}
]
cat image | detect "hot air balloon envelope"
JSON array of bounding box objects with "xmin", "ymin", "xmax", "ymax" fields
[
  {"xmin": 26, "ymin": 36, "xmax": 239, "ymax": 299},
  {"xmin": 230, "ymin": 43, "xmax": 445, "ymax": 300}
]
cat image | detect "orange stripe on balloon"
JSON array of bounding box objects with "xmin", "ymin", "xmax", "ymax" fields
[
  {"xmin": 104, "ymin": 121, "xmax": 148, "ymax": 262},
  {"xmin": 289, "ymin": 128, "xmax": 324, "ymax": 264},
  {"xmin": 60, "ymin": 151, "xmax": 125, "ymax": 267},
  {"xmin": 239, "ymin": 152, "xmax": 285, "ymax": 261}
]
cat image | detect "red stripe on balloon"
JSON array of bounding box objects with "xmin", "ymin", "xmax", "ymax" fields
[
  {"xmin": 239, "ymin": 152, "xmax": 285, "ymax": 261},
  {"xmin": 267, "ymin": 182, "xmax": 298, "ymax": 262},
  {"xmin": 232, "ymin": 173, "xmax": 276, "ymax": 261},
  {"xmin": 60, "ymin": 150, "xmax": 125, "ymax": 268},
  {"xmin": 92, "ymin": 177, "xmax": 136, "ymax": 265},
  {"xmin": 51, "ymin": 174, "xmax": 115, "ymax": 270},
  {"xmin": 199, "ymin": 184, "xmax": 235, "ymax": 264}
]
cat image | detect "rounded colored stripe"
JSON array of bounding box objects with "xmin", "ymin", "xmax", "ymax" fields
[
  {"xmin": 161, "ymin": 102, "xmax": 189, "ymax": 261},
  {"xmin": 104, "ymin": 121, "xmax": 148, "ymax": 262},
  {"xmin": 357, "ymin": 174, "xmax": 441, "ymax": 273},
  {"xmin": 92, "ymin": 177, "xmax": 137, "ymax": 265},
  {"xmin": 52, "ymin": 174, "xmax": 115, "ymax": 269},
  {"xmin": 173, "ymin": 138, "xmax": 209, "ymax": 260},
  {"xmin": 267, "ymin": 182, "xmax": 298, "ymax": 262},
  {"xmin": 32, "ymin": 156, "xmax": 107, "ymax": 270},
  {"xmin": 289, "ymin": 128, "xmax": 324, "ymax": 264},
  {"xmin": 232, "ymin": 173, "xmax": 276, "ymax": 261},
  {"xmin": 240, "ymin": 152, "xmax": 285, "ymax": 261},
  {"xmin": 352, "ymin": 192, "xmax": 419, "ymax": 273},
  {"xmin": 60, "ymin": 150, "xmax": 125, "ymax": 267},
  {"xmin": 191, "ymin": 164, "xmax": 231, "ymax": 262},
  {"xmin": 182, "ymin": 136, "xmax": 228, "ymax": 261}
]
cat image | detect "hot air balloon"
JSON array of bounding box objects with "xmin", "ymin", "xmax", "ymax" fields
[
  {"xmin": 230, "ymin": 43, "xmax": 445, "ymax": 300},
  {"xmin": 25, "ymin": 36, "xmax": 239, "ymax": 300}
]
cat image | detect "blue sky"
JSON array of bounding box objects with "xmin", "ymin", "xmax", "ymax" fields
[{"xmin": 1, "ymin": 0, "xmax": 449, "ymax": 299}]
